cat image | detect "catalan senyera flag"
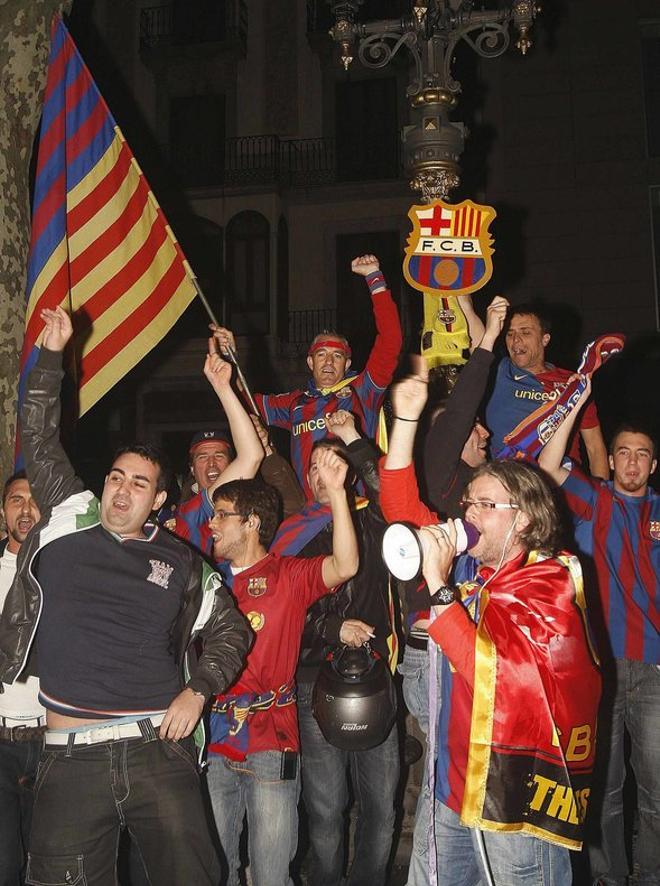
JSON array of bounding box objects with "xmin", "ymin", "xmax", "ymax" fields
[{"xmin": 18, "ymin": 16, "xmax": 197, "ymax": 443}]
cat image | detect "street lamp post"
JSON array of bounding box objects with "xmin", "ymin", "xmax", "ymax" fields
[{"xmin": 328, "ymin": 0, "xmax": 539, "ymax": 202}]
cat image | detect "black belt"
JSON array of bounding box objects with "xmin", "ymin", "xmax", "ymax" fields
[
  {"xmin": 0, "ymin": 724, "xmax": 47, "ymax": 742},
  {"xmin": 406, "ymin": 633, "xmax": 428, "ymax": 651}
]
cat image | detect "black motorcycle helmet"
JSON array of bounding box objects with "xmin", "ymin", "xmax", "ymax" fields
[{"xmin": 312, "ymin": 644, "xmax": 397, "ymax": 751}]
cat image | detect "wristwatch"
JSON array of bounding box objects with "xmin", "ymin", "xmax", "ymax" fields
[{"xmin": 429, "ymin": 585, "xmax": 456, "ymax": 606}]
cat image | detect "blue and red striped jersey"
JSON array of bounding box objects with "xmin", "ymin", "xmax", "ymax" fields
[
  {"xmin": 172, "ymin": 490, "xmax": 214, "ymax": 556},
  {"xmin": 486, "ymin": 358, "xmax": 599, "ymax": 462},
  {"xmin": 562, "ymin": 468, "xmax": 659, "ymax": 663},
  {"xmin": 256, "ymin": 290, "xmax": 401, "ymax": 499}
]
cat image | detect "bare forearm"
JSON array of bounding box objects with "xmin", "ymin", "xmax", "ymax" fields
[
  {"xmin": 461, "ymin": 296, "xmax": 485, "ymax": 352},
  {"xmin": 323, "ymin": 491, "xmax": 359, "ymax": 586},
  {"xmin": 384, "ymin": 418, "xmax": 418, "ymax": 470},
  {"xmin": 215, "ymin": 385, "xmax": 263, "ymax": 478},
  {"xmin": 538, "ymin": 408, "xmax": 580, "ymax": 485}
]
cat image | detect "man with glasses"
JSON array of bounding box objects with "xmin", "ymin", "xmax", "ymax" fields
[
  {"xmin": 380, "ymin": 369, "xmax": 601, "ymax": 886},
  {"xmin": 205, "ymin": 448, "xmax": 358, "ymax": 886}
]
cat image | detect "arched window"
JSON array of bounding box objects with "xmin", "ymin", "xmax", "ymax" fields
[{"xmin": 226, "ymin": 211, "xmax": 270, "ymax": 335}]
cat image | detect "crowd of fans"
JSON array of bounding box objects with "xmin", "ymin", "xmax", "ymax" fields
[{"xmin": 0, "ymin": 255, "xmax": 657, "ymax": 886}]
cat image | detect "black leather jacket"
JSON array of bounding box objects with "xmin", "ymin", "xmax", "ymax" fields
[
  {"xmin": 296, "ymin": 438, "xmax": 395, "ymax": 680},
  {"xmin": 0, "ymin": 348, "xmax": 251, "ymax": 701}
]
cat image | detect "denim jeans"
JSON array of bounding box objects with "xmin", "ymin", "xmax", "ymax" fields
[
  {"xmin": 399, "ymin": 642, "xmax": 444, "ymax": 886},
  {"xmin": 207, "ymin": 749, "xmax": 300, "ymax": 886},
  {"xmin": 0, "ymin": 737, "xmax": 41, "ymax": 886},
  {"xmin": 406, "ymin": 751, "xmax": 432, "ymax": 886},
  {"xmin": 297, "ymin": 680, "xmax": 400, "ymax": 886},
  {"xmin": 25, "ymin": 734, "xmax": 219, "ymax": 886},
  {"xmin": 399, "ymin": 643, "xmax": 430, "ymax": 734},
  {"xmin": 433, "ymin": 800, "xmax": 572, "ymax": 886},
  {"xmin": 587, "ymin": 658, "xmax": 660, "ymax": 886}
]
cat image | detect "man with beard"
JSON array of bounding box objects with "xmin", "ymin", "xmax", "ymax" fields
[
  {"xmin": 0, "ymin": 472, "xmax": 43, "ymax": 884},
  {"xmin": 381, "ymin": 369, "xmax": 600, "ymax": 885},
  {"xmin": 539, "ymin": 386, "xmax": 659, "ymax": 886}
]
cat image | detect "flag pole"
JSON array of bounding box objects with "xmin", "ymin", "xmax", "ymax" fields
[{"xmin": 189, "ymin": 275, "xmax": 261, "ymax": 416}]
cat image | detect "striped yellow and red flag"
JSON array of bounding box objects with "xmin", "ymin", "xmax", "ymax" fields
[{"xmin": 17, "ymin": 16, "xmax": 196, "ymax": 460}]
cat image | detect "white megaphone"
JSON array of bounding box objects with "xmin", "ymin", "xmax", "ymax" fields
[{"xmin": 381, "ymin": 519, "xmax": 480, "ymax": 581}]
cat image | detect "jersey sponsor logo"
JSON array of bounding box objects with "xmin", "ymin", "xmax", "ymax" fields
[
  {"xmin": 403, "ymin": 198, "xmax": 496, "ymax": 296},
  {"xmin": 650, "ymin": 520, "xmax": 660, "ymax": 541},
  {"xmin": 146, "ymin": 559, "xmax": 174, "ymax": 589},
  {"xmin": 292, "ymin": 416, "xmax": 327, "ymax": 437},
  {"xmin": 247, "ymin": 576, "xmax": 268, "ymax": 597},
  {"xmin": 513, "ymin": 373, "xmax": 527, "ymax": 381},
  {"xmin": 514, "ymin": 388, "xmax": 558, "ymax": 403},
  {"xmin": 246, "ymin": 611, "xmax": 265, "ymax": 632}
]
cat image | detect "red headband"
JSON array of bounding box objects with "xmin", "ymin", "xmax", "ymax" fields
[{"xmin": 308, "ymin": 337, "xmax": 351, "ymax": 358}]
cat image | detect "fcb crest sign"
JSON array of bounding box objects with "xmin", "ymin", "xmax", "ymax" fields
[{"xmin": 403, "ymin": 199, "xmax": 497, "ymax": 297}]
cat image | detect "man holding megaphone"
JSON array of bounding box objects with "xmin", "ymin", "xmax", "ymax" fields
[{"xmin": 380, "ymin": 367, "xmax": 601, "ymax": 886}]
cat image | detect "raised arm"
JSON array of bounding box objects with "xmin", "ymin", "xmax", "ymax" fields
[
  {"xmin": 203, "ymin": 338, "xmax": 264, "ymax": 495},
  {"xmin": 317, "ymin": 448, "xmax": 359, "ymax": 588},
  {"xmin": 424, "ymin": 296, "xmax": 507, "ymax": 506},
  {"xmin": 352, "ymin": 254, "xmax": 403, "ymax": 388},
  {"xmin": 580, "ymin": 423, "xmax": 609, "ymax": 481},
  {"xmin": 385, "ymin": 358, "xmax": 429, "ymax": 471},
  {"xmin": 20, "ymin": 306, "xmax": 85, "ymax": 512},
  {"xmin": 326, "ymin": 409, "xmax": 380, "ymax": 503},
  {"xmin": 252, "ymin": 414, "xmax": 305, "ymax": 517},
  {"xmin": 379, "ymin": 361, "xmax": 439, "ymax": 526},
  {"xmin": 460, "ymin": 294, "xmax": 485, "ymax": 352},
  {"xmin": 538, "ymin": 378, "xmax": 592, "ymax": 486}
]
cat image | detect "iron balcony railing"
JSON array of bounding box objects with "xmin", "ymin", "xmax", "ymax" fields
[
  {"xmin": 167, "ymin": 134, "xmax": 400, "ymax": 188},
  {"xmin": 140, "ymin": 1, "xmax": 247, "ymax": 54},
  {"xmin": 287, "ymin": 308, "xmax": 337, "ymax": 348}
]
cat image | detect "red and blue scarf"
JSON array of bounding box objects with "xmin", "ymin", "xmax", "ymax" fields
[{"xmin": 500, "ymin": 333, "xmax": 625, "ymax": 460}]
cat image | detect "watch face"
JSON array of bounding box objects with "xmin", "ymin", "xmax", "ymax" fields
[{"xmin": 431, "ymin": 585, "xmax": 455, "ymax": 606}]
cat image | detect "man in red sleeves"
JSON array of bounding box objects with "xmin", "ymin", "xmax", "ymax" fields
[
  {"xmin": 212, "ymin": 254, "xmax": 402, "ymax": 499},
  {"xmin": 380, "ymin": 369, "xmax": 601, "ymax": 885}
]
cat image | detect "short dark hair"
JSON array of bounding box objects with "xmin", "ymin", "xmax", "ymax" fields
[
  {"xmin": 212, "ymin": 479, "xmax": 281, "ymax": 547},
  {"xmin": 469, "ymin": 459, "xmax": 561, "ymax": 555},
  {"xmin": 111, "ymin": 444, "xmax": 172, "ymax": 495},
  {"xmin": 2, "ymin": 470, "xmax": 27, "ymax": 505},
  {"xmin": 310, "ymin": 437, "xmax": 349, "ymax": 459},
  {"xmin": 506, "ymin": 303, "xmax": 551, "ymax": 336},
  {"xmin": 609, "ymin": 424, "xmax": 657, "ymax": 460}
]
